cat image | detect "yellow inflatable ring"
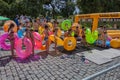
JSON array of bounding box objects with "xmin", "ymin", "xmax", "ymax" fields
[
  {"xmin": 110, "ymin": 39, "xmax": 120, "ymax": 48},
  {"xmin": 3, "ymin": 20, "xmax": 17, "ymax": 33},
  {"xmin": 57, "ymin": 28, "xmax": 62, "ymax": 37},
  {"xmin": 64, "ymin": 37, "xmax": 76, "ymax": 51},
  {"xmin": 49, "ymin": 35, "xmax": 63, "ymax": 46},
  {"xmin": 39, "ymin": 26, "xmax": 44, "ymax": 34}
]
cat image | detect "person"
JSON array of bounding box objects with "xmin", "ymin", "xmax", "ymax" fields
[
  {"xmin": 44, "ymin": 24, "xmax": 50, "ymax": 54},
  {"xmin": 33, "ymin": 20, "xmax": 39, "ymax": 32},
  {"xmin": 24, "ymin": 21, "xmax": 35, "ymax": 55},
  {"xmin": 101, "ymin": 26, "xmax": 107, "ymax": 47},
  {"xmin": 14, "ymin": 15, "xmax": 19, "ymax": 26},
  {"xmin": 53, "ymin": 27, "xmax": 59, "ymax": 54},
  {"xmin": 18, "ymin": 23, "xmax": 26, "ymax": 38},
  {"xmin": 53, "ymin": 20, "xmax": 59, "ymax": 31},
  {"xmin": 81, "ymin": 26, "xmax": 88, "ymax": 46},
  {"xmin": 96, "ymin": 26, "xmax": 103, "ymax": 46},
  {"xmin": 102, "ymin": 31, "xmax": 108, "ymax": 47},
  {"xmin": 14, "ymin": 15, "xmax": 19, "ymax": 31},
  {"xmin": 64, "ymin": 28, "xmax": 73, "ymax": 37},
  {"xmin": 8, "ymin": 23, "xmax": 15, "ymax": 58},
  {"xmin": 74, "ymin": 26, "xmax": 81, "ymax": 41}
]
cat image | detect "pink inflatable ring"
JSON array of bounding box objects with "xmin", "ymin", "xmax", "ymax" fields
[
  {"xmin": 15, "ymin": 37, "xmax": 32, "ymax": 59},
  {"xmin": 33, "ymin": 32, "xmax": 42, "ymax": 50},
  {"xmin": 0, "ymin": 33, "xmax": 18, "ymax": 50}
]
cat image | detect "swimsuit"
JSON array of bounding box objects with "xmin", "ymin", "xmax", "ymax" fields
[
  {"xmin": 34, "ymin": 30, "xmax": 38, "ymax": 32},
  {"xmin": 44, "ymin": 37, "xmax": 48, "ymax": 41}
]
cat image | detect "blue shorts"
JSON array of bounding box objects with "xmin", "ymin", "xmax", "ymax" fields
[{"xmin": 44, "ymin": 37, "xmax": 48, "ymax": 41}]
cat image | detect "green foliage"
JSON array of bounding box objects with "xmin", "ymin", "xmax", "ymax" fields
[
  {"xmin": 0, "ymin": 0, "xmax": 9, "ymax": 16},
  {"xmin": 1, "ymin": 0, "xmax": 120, "ymax": 19},
  {"xmin": 77, "ymin": 0, "xmax": 120, "ymax": 13},
  {"xmin": 61, "ymin": 1, "xmax": 75, "ymax": 18},
  {"xmin": 57, "ymin": 16, "xmax": 63, "ymax": 19}
]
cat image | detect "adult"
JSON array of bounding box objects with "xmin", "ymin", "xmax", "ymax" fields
[
  {"xmin": 14, "ymin": 15, "xmax": 19, "ymax": 26},
  {"xmin": 14, "ymin": 15, "xmax": 19, "ymax": 30}
]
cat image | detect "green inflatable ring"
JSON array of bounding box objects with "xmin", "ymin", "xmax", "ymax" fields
[
  {"xmin": 61, "ymin": 20, "xmax": 71, "ymax": 31},
  {"xmin": 85, "ymin": 29, "xmax": 98, "ymax": 44},
  {"xmin": 71, "ymin": 31, "xmax": 75, "ymax": 37}
]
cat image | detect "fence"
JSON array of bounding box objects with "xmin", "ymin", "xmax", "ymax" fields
[{"xmin": 82, "ymin": 63, "xmax": 120, "ymax": 80}]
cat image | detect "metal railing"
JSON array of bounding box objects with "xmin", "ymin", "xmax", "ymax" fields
[{"xmin": 82, "ymin": 63, "xmax": 120, "ymax": 80}]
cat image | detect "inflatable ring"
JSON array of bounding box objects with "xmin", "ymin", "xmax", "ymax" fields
[
  {"xmin": 0, "ymin": 33, "xmax": 18, "ymax": 50},
  {"xmin": 40, "ymin": 37, "xmax": 51, "ymax": 50},
  {"xmin": 15, "ymin": 37, "xmax": 32, "ymax": 59},
  {"xmin": 86, "ymin": 29, "xmax": 98, "ymax": 44},
  {"xmin": 57, "ymin": 28, "xmax": 62, "ymax": 37},
  {"xmin": 39, "ymin": 26, "xmax": 44, "ymax": 34},
  {"xmin": 49, "ymin": 35, "xmax": 63, "ymax": 46},
  {"xmin": 96, "ymin": 40, "xmax": 110, "ymax": 47},
  {"xmin": 110, "ymin": 39, "xmax": 120, "ymax": 48},
  {"xmin": 41, "ymin": 34, "xmax": 45, "ymax": 41},
  {"xmin": 40, "ymin": 45, "xmax": 46, "ymax": 50},
  {"xmin": 33, "ymin": 32, "xmax": 42, "ymax": 50},
  {"xmin": 3, "ymin": 20, "xmax": 18, "ymax": 33},
  {"xmin": 61, "ymin": 20, "xmax": 71, "ymax": 31},
  {"xmin": 64, "ymin": 37, "xmax": 76, "ymax": 51}
]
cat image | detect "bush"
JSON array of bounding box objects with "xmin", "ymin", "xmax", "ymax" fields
[{"xmin": 57, "ymin": 16, "xmax": 63, "ymax": 19}]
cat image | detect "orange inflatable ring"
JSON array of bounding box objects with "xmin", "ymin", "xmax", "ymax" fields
[
  {"xmin": 40, "ymin": 45, "xmax": 46, "ymax": 50},
  {"xmin": 64, "ymin": 37, "xmax": 76, "ymax": 51},
  {"xmin": 40, "ymin": 37, "xmax": 51, "ymax": 50},
  {"xmin": 110, "ymin": 39, "xmax": 120, "ymax": 48},
  {"xmin": 3, "ymin": 20, "xmax": 17, "ymax": 33}
]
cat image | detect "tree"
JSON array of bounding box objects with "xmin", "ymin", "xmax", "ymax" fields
[
  {"xmin": 0, "ymin": 0, "xmax": 9, "ymax": 16},
  {"xmin": 61, "ymin": 1, "xmax": 75, "ymax": 18},
  {"xmin": 77, "ymin": 0, "xmax": 120, "ymax": 14}
]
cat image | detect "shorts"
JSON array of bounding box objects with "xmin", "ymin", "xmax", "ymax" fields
[
  {"xmin": 74, "ymin": 34, "xmax": 78, "ymax": 38},
  {"xmin": 98, "ymin": 33, "xmax": 101, "ymax": 36},
  {"xmin": 44, "ymin": 37, "xmax": 48, "ymax": 41},
  {"xmin": 82, "ymin": 35, "xmax": 85, "ymax": 39}
]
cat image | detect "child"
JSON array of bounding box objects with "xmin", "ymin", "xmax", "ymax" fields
[
  {"xmin": 24, "ymin": 21, "xmax": 35, "ymax": 55},
  {"xmin": 74, "ymin": 26, "xmax": 81, "ymax": 41},
  {"xmin": 96, "ymin": 26, "xmax": 103, "ymax": 46},
  {"xmin": 8, "ymin": 23, "xmax": 15, "ymax": 58},
  {"xmin": 53, "ymin": 27, "xmax": 59, "ymax": 54},
  {"xmin": 81, "ymin": 27, "xmax": 88, "ymax": 47},
  {"xmin": 102, "ymin": 31, "xmax": 108, "ymax": 47},
  {"xmin": 44, "ymin": 24, "xmax": 50, "ymax": 54},
  {"xmin": 64, "ymin": 28, "xmax": 73, "ymax": 37},
  {"xmin": 18, "ymin": 23, "xmax": 26, "ymax": 38},
  {"xmin": 33, "ymin": 20, "xmax": 39, "ymax": 32}
]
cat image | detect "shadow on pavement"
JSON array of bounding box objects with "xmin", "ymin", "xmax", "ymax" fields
[
  {"xmin": 0, "ymin": 55, "xmax": 12, "ymax": 67},
  {"xmin": 57, "ymin": 44, "xmax": 110, "ymax": 55},
  {"xmin": 14, "ymin": 54, "xmax": 41, "ymax": 63}
]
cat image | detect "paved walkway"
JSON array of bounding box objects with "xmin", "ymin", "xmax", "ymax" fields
[{"xmin": 0, "ymin": 45, "xmax": 120, "ymax": 80}]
